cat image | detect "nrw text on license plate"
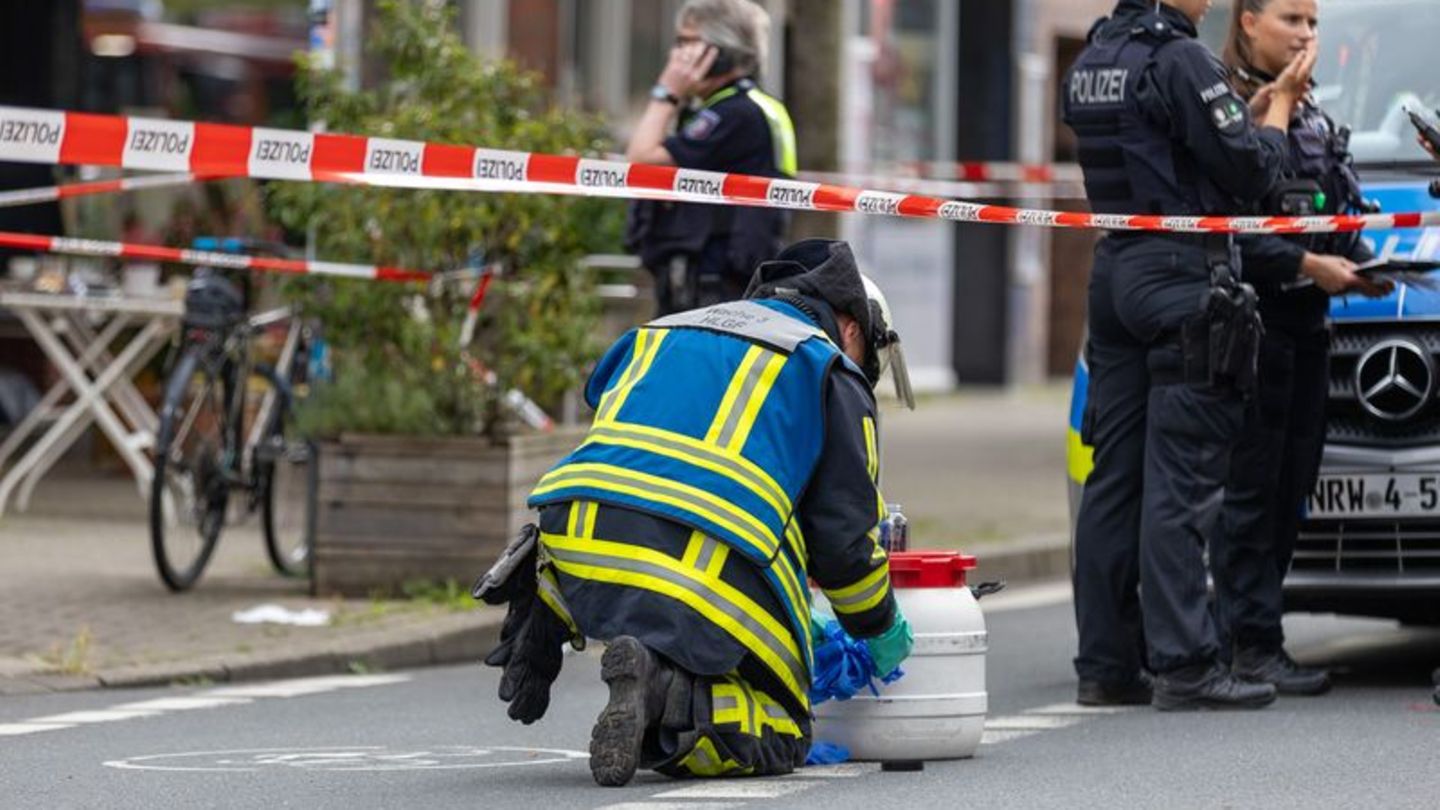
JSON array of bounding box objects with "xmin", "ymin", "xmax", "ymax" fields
[{"xmin": 1307, "ymin": 473, "xmax": 1440, "ymax": 517}]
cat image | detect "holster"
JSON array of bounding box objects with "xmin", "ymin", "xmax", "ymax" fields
[{"xmin": 1180, "ymin": 242, "xmax": 1263, "ymax": 395}]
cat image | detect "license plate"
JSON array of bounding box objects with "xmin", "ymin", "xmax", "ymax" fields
[{"xmin": 1306, "ymin": 473, "xmax": 1440, "ymax": 518}]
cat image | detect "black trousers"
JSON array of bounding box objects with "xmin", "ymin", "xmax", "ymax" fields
[
  {"xmin": 1212, "ymin": 323, "xmax": 1329, "ymax": 654},
  {"xmin": 1073, "ymin": 236, "xmax": 1246, "ymax": 681}
]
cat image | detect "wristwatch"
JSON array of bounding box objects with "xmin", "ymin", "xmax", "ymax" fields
[{"xmin": 649, "ymin": 84, "xmax": 681, "ymax": 106}]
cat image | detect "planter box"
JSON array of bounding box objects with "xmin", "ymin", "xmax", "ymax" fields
[{"xmin": 311, "ymin": 428, "xmax": 584, "ymax": 597}]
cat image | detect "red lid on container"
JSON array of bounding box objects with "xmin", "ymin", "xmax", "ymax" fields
[{"xmin": 887, "ymin": 551, "xmax": 978, "ymax": 588}]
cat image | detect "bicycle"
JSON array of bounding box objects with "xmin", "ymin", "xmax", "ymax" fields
[{"xmin": 149, "ymin": 248, "xmax": 317, "ymax": 592}]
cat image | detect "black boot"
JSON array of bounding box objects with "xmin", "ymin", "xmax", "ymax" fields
[
  {"xmin": 1431, "ymin": 666, "xmax": 1439, "ymax": 707},
  {"xmin": 1232, "ymin": 647, "xmax": 1331, "ymax": 696},
  {"xmin": 590, "ymin": 636, "xmax": 671, "ymax": 787},
  {"xmin": 1077, "ymin": 672, "xmax": 1153, "ymax": 706},
  {"xmin": 1152, "ymin": 662, "xmax": 1277, "ymax": 711}
]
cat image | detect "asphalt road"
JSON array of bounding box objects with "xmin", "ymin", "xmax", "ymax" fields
[{"xmin": 4, "ymin": 585, "xmax": 1438, "ymax": 810}]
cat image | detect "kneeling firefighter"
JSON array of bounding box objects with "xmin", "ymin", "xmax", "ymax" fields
[{"xmin": 475, "ymin": 239, "xmax": 917, "ymax": 786}]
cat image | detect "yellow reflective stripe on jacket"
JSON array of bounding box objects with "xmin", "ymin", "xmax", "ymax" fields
[
  {"xmin": 543, "ymin": 532, "xmax": 809, "ymax": 708},
  {"xmin": 701, "ymin": 85, "xmax": 740, "ymax": 108},
  {"xmin": 706, "ymin": 345, "xmax": 781, "ymax": 449},
  {"xmin": 862, "ymin": 416, "xmax": 879, "ymax": 480},
  {"xmin": 712, "ymin": 681, "xmax": 752, "ymax": 733},
  {"xmin": 535, "ymin": 566, "xmax": 580, "ymax": 640},
  {"xmin": 824, "ymin": 561, "xmax": 892, "ymax": 616},
  {"xmin": 584, "ymin": 420, "xmax": 790, "ymax": 521},
  {"xmin": 744, "ymin": 87, "xmax": 798, "ymax": 177},
  {"xmin": 566, "ymin": 500, "xmax": 598, "ymax": 539},
  {"xmin": 595, "ymin": 329, "xmax": 667, "ymax": 424},
  {"xmin": 676, "ymin": 735, "xmax": 749, "ymax": 777},
  {"xmin": 534, "ymin": 462, "xmax": 779, "ymax": 559},
  {"xmin": 783, "ymin": 520, "xmax": 806, "ymax": 568},
  {"xmin": 862, "ymin": 415, "xmax": 887, "ymax": 548}
]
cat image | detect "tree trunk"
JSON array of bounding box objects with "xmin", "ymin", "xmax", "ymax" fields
[{"xmin": 783, "ymin": 0, "xmax": 843, "ymax": 241}]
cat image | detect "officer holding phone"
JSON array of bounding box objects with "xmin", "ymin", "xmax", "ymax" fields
[{"xmin": 625, "ymin": 0, "xmax": 797, "ymax": 316}]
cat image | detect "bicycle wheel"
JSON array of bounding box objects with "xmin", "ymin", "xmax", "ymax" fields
[
  {"xmin": 256, "ymin": 363, "xmax": 315, "ymax": 578},
  {"xmin": 150, "ymin": 347, "xmax": 230, "ymax": 591}
]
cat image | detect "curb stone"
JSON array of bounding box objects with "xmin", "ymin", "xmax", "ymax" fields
[
  {"xmin": 2, "ymin": 610, "xmax": 505, "ymax": 695},
  {"xmin": 968, "ymin": 534, "xmax": 1070, "ymax": 588}
]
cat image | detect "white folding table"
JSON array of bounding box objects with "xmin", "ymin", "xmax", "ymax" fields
[{"xmin": 0, "ymin": 288, "xmax": 183, "ymax": 515}]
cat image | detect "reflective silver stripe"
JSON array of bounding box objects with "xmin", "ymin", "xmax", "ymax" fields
[
  {"xmin": 546, "ymin": 544, "xmax": 807, "ymax": 694},
  {"xmin": 694, "ymin": 536, "xmax": 721, "ymax": 574},
  {"xmin": 687, "ymin": 740, "xmax": 719, "ymax": 771},
  {"xmin": 541, "ymin": 468, "xmax": 776, "ymax": 558},
  {"xmin": 596, "ymin": 331, "xmax": 653, "ymax": 422},
  {"xmin": 586, "ymin": 424, "xmax": 789, "ymax": 518},
  {"xmin": 712, "ymin": 695, "xmax": 740, "ymax": 714},
  {"xmin": 648, "ymin": 300, "xmax": 822, "ymax": 353},
  {"xmin": 740, "ymin": 680, "xmax": 761, "ymax": 736},
  {"xmin": 761, "ymin": 702, "xmax": 790, "ymax": 721},
  {"xmin": 536, "ymin": 567, "xmax": 577, "ymax": 633},
  {"xmin": 715, "ymin": 351, "xmax": 776, "ymax": 448},
  {"xmin": 573, "ymin": 501, "xmax": 593, "ymax": 538},
  {"xmin": 826, "ymin": 574, "xmax": 889, "ymax": 612}
]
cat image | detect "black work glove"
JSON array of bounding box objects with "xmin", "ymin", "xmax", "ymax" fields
[
  {"xmin": 487, "ymin": 599, "xmax": 569, "ymax": 724},
  {"xmin": 476, "ymin": 525, "xmax": 568, "ymax": 724}
]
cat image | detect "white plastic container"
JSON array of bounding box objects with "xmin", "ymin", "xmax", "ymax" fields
[{"xmin": 812, "ymin": 551, "xmax": 988, "ymax": 761}]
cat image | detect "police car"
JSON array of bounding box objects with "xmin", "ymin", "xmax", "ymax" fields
[{"xmin": 1067, "ymin": 0, "xmax": 1440, "ymax": 624}]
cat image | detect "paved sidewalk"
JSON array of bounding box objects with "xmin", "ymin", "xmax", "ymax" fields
[
  {"xmin": 0, "ymin": 474, "xmax": 503, "ymax": 695},
  {"xmin": 0, "ymin": 386, "xmax": 1072, "ymax": 693}
]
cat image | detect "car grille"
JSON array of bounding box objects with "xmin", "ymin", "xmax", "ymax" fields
[
  {"xmin": 1293, "ymin": 518, "xmax": 1440, "ymax": 573},
  {"xmin": 1326, "ymin": 324, "xmax": 1440, "ymax": 446}
]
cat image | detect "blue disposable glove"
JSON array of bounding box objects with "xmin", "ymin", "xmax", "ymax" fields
[{"xmin": 864, "ymin": 609, "xmax": 914, "ymax": 679}]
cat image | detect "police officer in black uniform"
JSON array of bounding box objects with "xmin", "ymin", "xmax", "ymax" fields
[
  {"xmin": 1211, "ymin": 0, "xmax": 1392, "ymax": 699},
  {"xmin": 625, "ymin": 0, "xmax": 797, "ymax": 315},
  {"xmin": 1064, "ymin": 0, "xmax": 1312, "ymax": 710}
]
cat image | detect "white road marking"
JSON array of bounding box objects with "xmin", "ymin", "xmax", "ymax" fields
[
  {"xmin": 657, "ymin": 780, "xmax": 818, "ymax": 799},
  {"xmin": 980, "ymin": 581, "xmax": 1072, "ymax": 613},
  {"xmin": 981, "ymin": 729, "xmax": 1041, "ymax": 744},
  {"xmin": 112, "ymin": 696, "xmax": 252, "ymax": 712},
  {"xmin": 28, "ymin": 709, "xmax": 161, "ymax": 724},
  {"xmin": 104, "ymin": 745, "xmax": 588, "ymax": 772},
  {"xmin": 203, "ymin": 673, "xmax": 410, "ymax": 698},
  {"xmin": 1023, "ymin": 701, "xmax": 1133, "ymax": 715},
  {"xmin": 980, "ymin": 700, "xmax": 1139, "ymax": 745},
  {"xmin": 983, "ymin": 715, "xmax": 1084, "ymax": 731},
  {"xmin": 0, "ymin": 722, "xmax": 75, "ymax": 736},
  {"xmin": 785, "ymin": 763, "xmax": 872, "ymax": 778},
  {"xmin": 8, "ymin": 673, "xmax": 414, "ymax": 738},
  {"xmin": 597, "ymin": 804, "xmax": 741, "ymax": 810}
]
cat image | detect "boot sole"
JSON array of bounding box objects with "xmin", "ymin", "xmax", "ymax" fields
[
  {"xmin": 1152, "ymin": 690, "xmax": 1277, "ymax": 712},
  {"xmin": 1233, "ymin": 670, "xmax": 1333, "ymax": 697},
  {"xmin": 590, "ymin": 638, "xmax": 651, "ymax": 787},
  {"xmin": 1273, "ymin": 678, "xmax": 1333, "ymax": 697}
]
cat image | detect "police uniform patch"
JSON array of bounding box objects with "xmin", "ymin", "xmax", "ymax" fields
[
  {"xmin": 1210, "ymin": 96, "xmax": 1246, "ymax": 135},
  {"xmin": 683, "ymin": 109, "xmax": 722, "ymax": 141}
]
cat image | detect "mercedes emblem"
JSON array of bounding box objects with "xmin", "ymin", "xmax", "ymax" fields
[{"xmin": 1354, "ymin": 338, "xmax": 1433, "ymax": 422}]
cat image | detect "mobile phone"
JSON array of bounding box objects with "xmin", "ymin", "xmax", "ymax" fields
[
  {"xmin": 705, "ymin": 46, "xmax": 736, "ymax": 78},
  {"xmin": 1406, "ymin": 107, "xmax": 1440, "ymax": 153}
]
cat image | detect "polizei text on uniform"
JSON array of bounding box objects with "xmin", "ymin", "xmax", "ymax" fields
[{"xmin": 1069, "ymin": 68, "xmax": 1128, "ymax": 105}]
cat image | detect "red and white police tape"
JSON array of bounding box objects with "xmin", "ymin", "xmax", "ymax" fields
[
  {"xmin": 2, "ymin": 104, "xmax": 1436, "ymax": 235},
  {"xmin": 0, "ymin": 172, "xmax": 202, "ymax": 209},
  {"xmin": 0, "ymin": 231, "xmax": 429, "ymax": 283}
]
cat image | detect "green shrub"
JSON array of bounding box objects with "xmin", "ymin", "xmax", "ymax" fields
[{"xmin": 267, "ymin": 0, "xmax": 621, "ymax": 438}]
